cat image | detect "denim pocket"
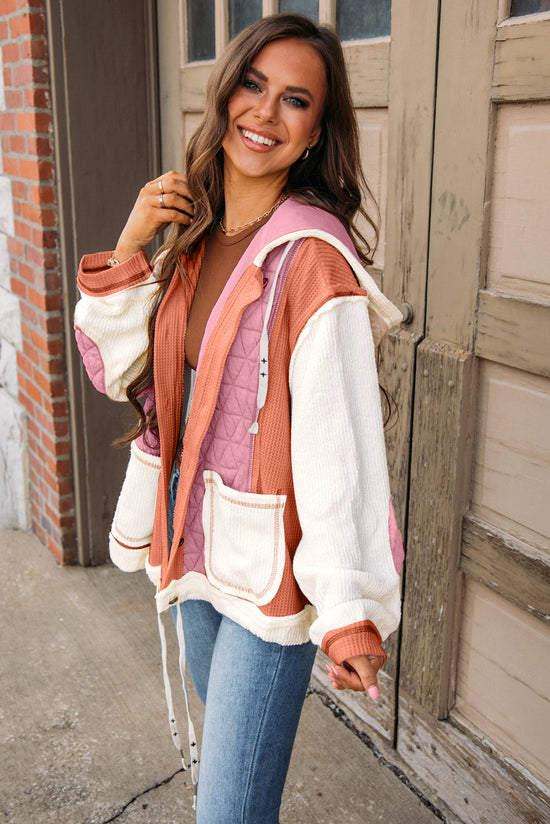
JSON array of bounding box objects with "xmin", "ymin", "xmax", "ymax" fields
[{"xmin": 202, "ymin": 470, "xmax": 287, "ymax": 606}]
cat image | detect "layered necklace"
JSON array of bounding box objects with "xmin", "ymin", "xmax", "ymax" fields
[{"xmin": 219, "ymin": 193, "xmax": 288, "ymax": 236}]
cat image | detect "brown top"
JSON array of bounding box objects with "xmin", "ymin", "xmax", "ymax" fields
[{"xmin": 185, "ymin": 215, "xmax": 272, "ymax": 369}]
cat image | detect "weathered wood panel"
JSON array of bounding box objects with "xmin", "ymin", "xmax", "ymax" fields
[
  {"xmin": 461, "ymin": 513, "xmax": 550, "ymax": 622},
  {"xmin": 485, "ymin": 102, "xmax": 550, "ymax": 304},
  {"xmin": 344, "ymin": 40, "xmax": 389, "ymax": 108},
  {"xmin": 400, "ymin": 340, "xmax": 477, "ymax": 718},
  {"xmin": 475, "ymin": 291, "xmax": 550, "ymax": 377},
  {"xmin": 383, "ymin": 0, "xmax": 439, "ymax": 330},
  {"xmin": 426, "ymin": 0, "xmax": 500, "ymax": 348},
  {"xmin": 493, "ymin": 16, "xmax": 550, "ymax": 101},
  {"xmin": 397, "ymin": 693, "xmax": 550, "ymax": 824},
  {"xmin": 356, "ymin": 108, "xmax": 388, "ymax": 267},
  {"xmin": 455, "ymin": 578, "xmax": 550, "ymax": 783},
  {"xmin": 471, "ymin": 360, "xmax": 550, "ymax": 546},
  {"xmin": 180, "ymin": 63, "xmax": 213, "ymax": 112}
]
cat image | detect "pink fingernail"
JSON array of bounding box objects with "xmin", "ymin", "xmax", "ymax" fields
[{"xmin": 368, "ymin": 685, "xmax": 379, "ymax": 701}]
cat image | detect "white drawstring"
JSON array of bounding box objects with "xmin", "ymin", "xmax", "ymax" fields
[
  {"xmin": 249, "ymin": 241, "xmax": 293, "ymax": 435},
  {"xmin": 157, "ymin": 608, "xmax": 200, "ymax": 809}
]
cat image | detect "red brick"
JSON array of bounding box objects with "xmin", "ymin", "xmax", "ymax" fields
[
  {"xmin": 27, "ymin": 135, "xmax": 51, "ymax": 156},
  {"xmin": 41, "ymin": 355, "xmax": 64, "ymax": 374},
  {"xmin": 29, "ymin": 326, "xmax": 48, "ymax": 352},
  {"xmin": 32, "ymin": 367, "xmax": 50, "ymax": 394},
  {"xmin": 33, "ymin": 228, "xmax": 56, "ymax": 248},
  {"xmin": 2, "ymin": 41, "xmax": 20, "ymax": 64},
  {"xmin": 19, "ymin": 388, "xmax": 35, "ymax": 417},
  {"xmin": 40, "ymin": 207, "xmax": 57, "ymax": 228},
  {"xmin": 19, "ymin": 157, "xmax": 54, "ymax": 183},
  {"xmin": 16, "ymin": 350, "xmax": 33, "ymax": 377},
  {"xmin": 20, "ymin": 38, "xmax": 47, "ymax": 61},
  {"xmin": 4, "ymin": 89, "xmax": 24, "ymax": 108},
  {"xmin": 8, "ymin": 236, "xmax": 24, "ymax": 257},
  {"xmin": 10, "ymin": 12, "xmax": 46, "ymax": 38},
  {"xmin": 10, "ymin": 277, "xmax": 27, "ymax": 299},
  {"xmin": 15, "ymin": 219, "xmax": 33, "ymax": 241},
  {"xmin": 21, "ymin": 301, "xmax": 38, "ymax": 324},
  {"xmin": 2, "ymin": 0, "xmax": 19, "ymax": 13},
  {"xmin": 24, "ymin": 87, "xmax": 50, "ymax": 109},
  {"xmin": 14, "ymin": 62, "xmax": 49, "ymax": 87},
  {"xmin": 34, "ymin": 523, "xmax": 47, "ymax": 548},
  {"xmin": 16, "ymin": 112, "xmax": 51, "ymax": 135},
  {"xmin": 41, "ymin": 315, "xmax": 62, "ymax": 336},
  {"xmin": 2, "ymin": 156, "xmax": 18, "ymax": 176},
  {"xmin": 18, "ymin": 260, "xmax": 35, "ymax": 283},
  {"xmin": 23, "ymin": 374, "xmax": 42, "ymax": 405},
  {"xmin": 12, "ymin": 179, "xmax": 27, "ymax": 199},
  {"xmin": 23, "ymin": 339, "xmax": 39, "ymax": 365},
  {"xmin": 27, "ymin": 417, "xmax": 40, "ymax": 439},
  {"xmin": 3, "ymin": 66, "xmax": 12, "ymax": 88},
  {"xmin": 50, "ymin": 379, "xmax": 66, "ymax": 398},
  {"xmin": 29, "ymin": 184, "xmax": 56, "ymax": 206},
  {"xmin": 8, "ymin": 134, "xmax": 26, "ymax": 154},
  {"xmin": 12, "ymin": 199, "xmax": 22, "ymax": 217},
  {"xmin": 0, "ymin": 112, "xmax": 16, "ymax": 131},
  {"xmin": 0, "ymin": 20, "xmax": 9, "ymax": 39}
]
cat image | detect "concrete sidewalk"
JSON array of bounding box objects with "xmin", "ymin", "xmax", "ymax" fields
[{"xmin": 0, "ymin": 529, "xmax": 451, "ymax": 824}]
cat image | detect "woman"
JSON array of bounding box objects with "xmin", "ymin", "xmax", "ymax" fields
[{"xmin": 74, "ymin": 13, "xmax": 404, "ymax": 823}]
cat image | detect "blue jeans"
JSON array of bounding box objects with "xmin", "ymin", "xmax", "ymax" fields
[{"xmin": 168, "ymin": 463, "xmax": 317, "ymax": 823}]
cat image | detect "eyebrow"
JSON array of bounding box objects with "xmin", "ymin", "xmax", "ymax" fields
[{"xmin": 247, "ymin": 67, "xmax": 314, "ymax": 101}]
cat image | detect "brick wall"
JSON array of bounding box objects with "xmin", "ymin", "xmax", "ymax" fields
[{"xmin": 1, "ymin": 1, "xmax": 75, "ymax": 563}]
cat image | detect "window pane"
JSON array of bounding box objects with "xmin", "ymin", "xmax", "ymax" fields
[
  {"xmin": 229, "ymin": 0, "xmax": 262, "ymax": 39},
  {"xmin": 510, "ymin": 0, "xmax": 550, "ymax": 14},
  {"xmin": 336, "ymin": 0, "xmax": 391, "ymax": 41},
  {"xmin": 187, "ymin": 0, "xmax": 215, "ymax": 62},
  {"xmin": 279, "ymin": 0, "xmax": 319, "ymax": 22}
]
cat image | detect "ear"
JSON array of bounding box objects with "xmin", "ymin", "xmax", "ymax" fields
[{"xmin": 309, "ymin": 124, "xmax": 322, "ymax": 148}]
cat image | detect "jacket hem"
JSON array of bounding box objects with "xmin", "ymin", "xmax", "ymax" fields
[
  {"xmin": 109, "ymin": 536, "xmax": 150, "ymax": 572},
  {"xmin": 155, "ymin": 571, "xmax": 317, "ymax": 646}
]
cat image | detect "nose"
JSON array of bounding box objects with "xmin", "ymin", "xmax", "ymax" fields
[{"xmin": 254, "ymin": 92, "xmax": 278, "ymax": 124}]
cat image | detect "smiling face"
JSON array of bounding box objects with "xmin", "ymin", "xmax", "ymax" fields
[{"xmin": 222, "ymin": 37, "xmax": 327, "ymax": 187}]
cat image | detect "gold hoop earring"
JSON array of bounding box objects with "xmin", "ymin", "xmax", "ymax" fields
[{"xmin": 301, "ymin": 143, "xmax": 312, "ymax": 161}]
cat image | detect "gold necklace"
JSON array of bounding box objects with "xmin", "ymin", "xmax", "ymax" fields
[{"xmin": 219, "ymin": 194, "xmax": 288, "ymax": 236}]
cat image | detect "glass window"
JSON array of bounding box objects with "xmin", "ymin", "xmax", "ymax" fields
[
  {"xmin": 279, "ymin": 0, "xmax": 319, "ymax": 22},
  {"xmin": 510, "ymin": 0, "xmax": 550, "ymax": 14},
  {"xmin": 229, "ymin": 0, "xmax": 262, "ymax": 39},
  {"xmin": 336, "ymin": 0, "xmax": 391, "ymax": 41},
  {"xmin": 187, "ymin": 0, "xmax": 215, "ymax": 62}
]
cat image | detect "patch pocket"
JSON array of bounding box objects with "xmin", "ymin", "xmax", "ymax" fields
[{"xmin": 202, "ymin": 470, "xmax": 286, "ymax": 607}]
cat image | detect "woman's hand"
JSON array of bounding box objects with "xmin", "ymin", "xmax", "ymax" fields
[
  {"xmin": 113, "ymin": 171, "xmax": 195, "ymax": 262},
  {"xmin": 326, "ymin": 654, "xmax": 384, "ymax": 700}
]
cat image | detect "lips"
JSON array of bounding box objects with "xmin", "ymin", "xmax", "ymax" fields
[{"xmin": 238, "ymin": 127, "xmax": 280, "ymax": 148}]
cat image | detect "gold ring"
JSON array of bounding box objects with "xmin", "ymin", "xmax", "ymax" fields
[
  {"xmin": 158, "ymin": 193, "xmax": 165, "ymax": 207},
  {"xmin": 158, "ymin": 179, "xmax": 165, "ymax": 195}
]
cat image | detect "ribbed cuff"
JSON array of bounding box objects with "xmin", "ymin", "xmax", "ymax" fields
[
  {"xmin": 321, "ymin": 620, "xmax": 386, "ymax": 666},
  {"xmin": 77, "ymin": 250, "xmax": 152, "ymax": 296}
]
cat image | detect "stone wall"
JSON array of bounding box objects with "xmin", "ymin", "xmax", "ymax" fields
[{"xmin": 0, "ymin": 1, "xmax": 75, "ymax": 562}]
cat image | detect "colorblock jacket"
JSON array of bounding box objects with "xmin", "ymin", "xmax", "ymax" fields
[{"xmin": 74, "ymin": 198, "xmax": 404, "ymax": 665}]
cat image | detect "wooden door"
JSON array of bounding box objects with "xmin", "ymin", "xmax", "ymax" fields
[
  {"xmin": 158, "ymin": 0, "xmax": 440, "ymax": 746},
  {"xmin": 48, "ymin": 0, "xmax": 160, "ymax": 563},
  {"xmin": 398, "ymin": 2, "xmax": 550, "ymax": 820}
]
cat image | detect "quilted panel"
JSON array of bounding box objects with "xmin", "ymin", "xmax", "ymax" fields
[
  {"xmin": 74, "ymin": 327, "xmax": 106, "ymax": 395},
  {"xmin": 181, "ymin": 254, "xmax": 284, "ymax": 575}
]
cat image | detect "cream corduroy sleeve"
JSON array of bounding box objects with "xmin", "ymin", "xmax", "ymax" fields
[
  {"xmin": 74, "ymin": 257, "xmax": 161, "ymax": 401},
  {"xmin": 289, "ymin": 295, "xmax": 401, "ymax": 649}
]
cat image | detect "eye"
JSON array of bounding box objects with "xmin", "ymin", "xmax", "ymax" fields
[
  {"xmin": 242, "ymin": 78, "xmax": 261, "ymax": 92},
  {"xmin": 285, "ymin": 96, "xmax": 309, "ymax": 109}
]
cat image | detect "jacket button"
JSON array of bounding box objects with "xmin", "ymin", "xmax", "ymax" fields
[{"xmin": 168, "ymin": 596, "xmax": 178, "ymax": 605}]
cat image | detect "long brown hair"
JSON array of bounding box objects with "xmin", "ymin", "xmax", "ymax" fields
[{"xmin": 121, "ymin": 13, "xmax": 380, "ymax": 444}]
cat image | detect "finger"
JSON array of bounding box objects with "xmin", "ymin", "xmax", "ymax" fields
[
  {"xmin": 326, "ymin": 663, "xmax": 364, "ymax": 692},
  {"xmin": 344, "ymin": 655, "xmax": 382, "ymax": 697},
  {"xmin": 150, "ymin": 172, "xmax": 193, "ymax": 201},
  {"xmin": 156, "ymin": 192, "xmax": 194, "ymax": 219}
]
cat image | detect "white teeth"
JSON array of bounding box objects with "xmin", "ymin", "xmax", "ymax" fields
[{"xmin": 240, "ymin": 128, "xmax": 277, "ymax": 147}]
